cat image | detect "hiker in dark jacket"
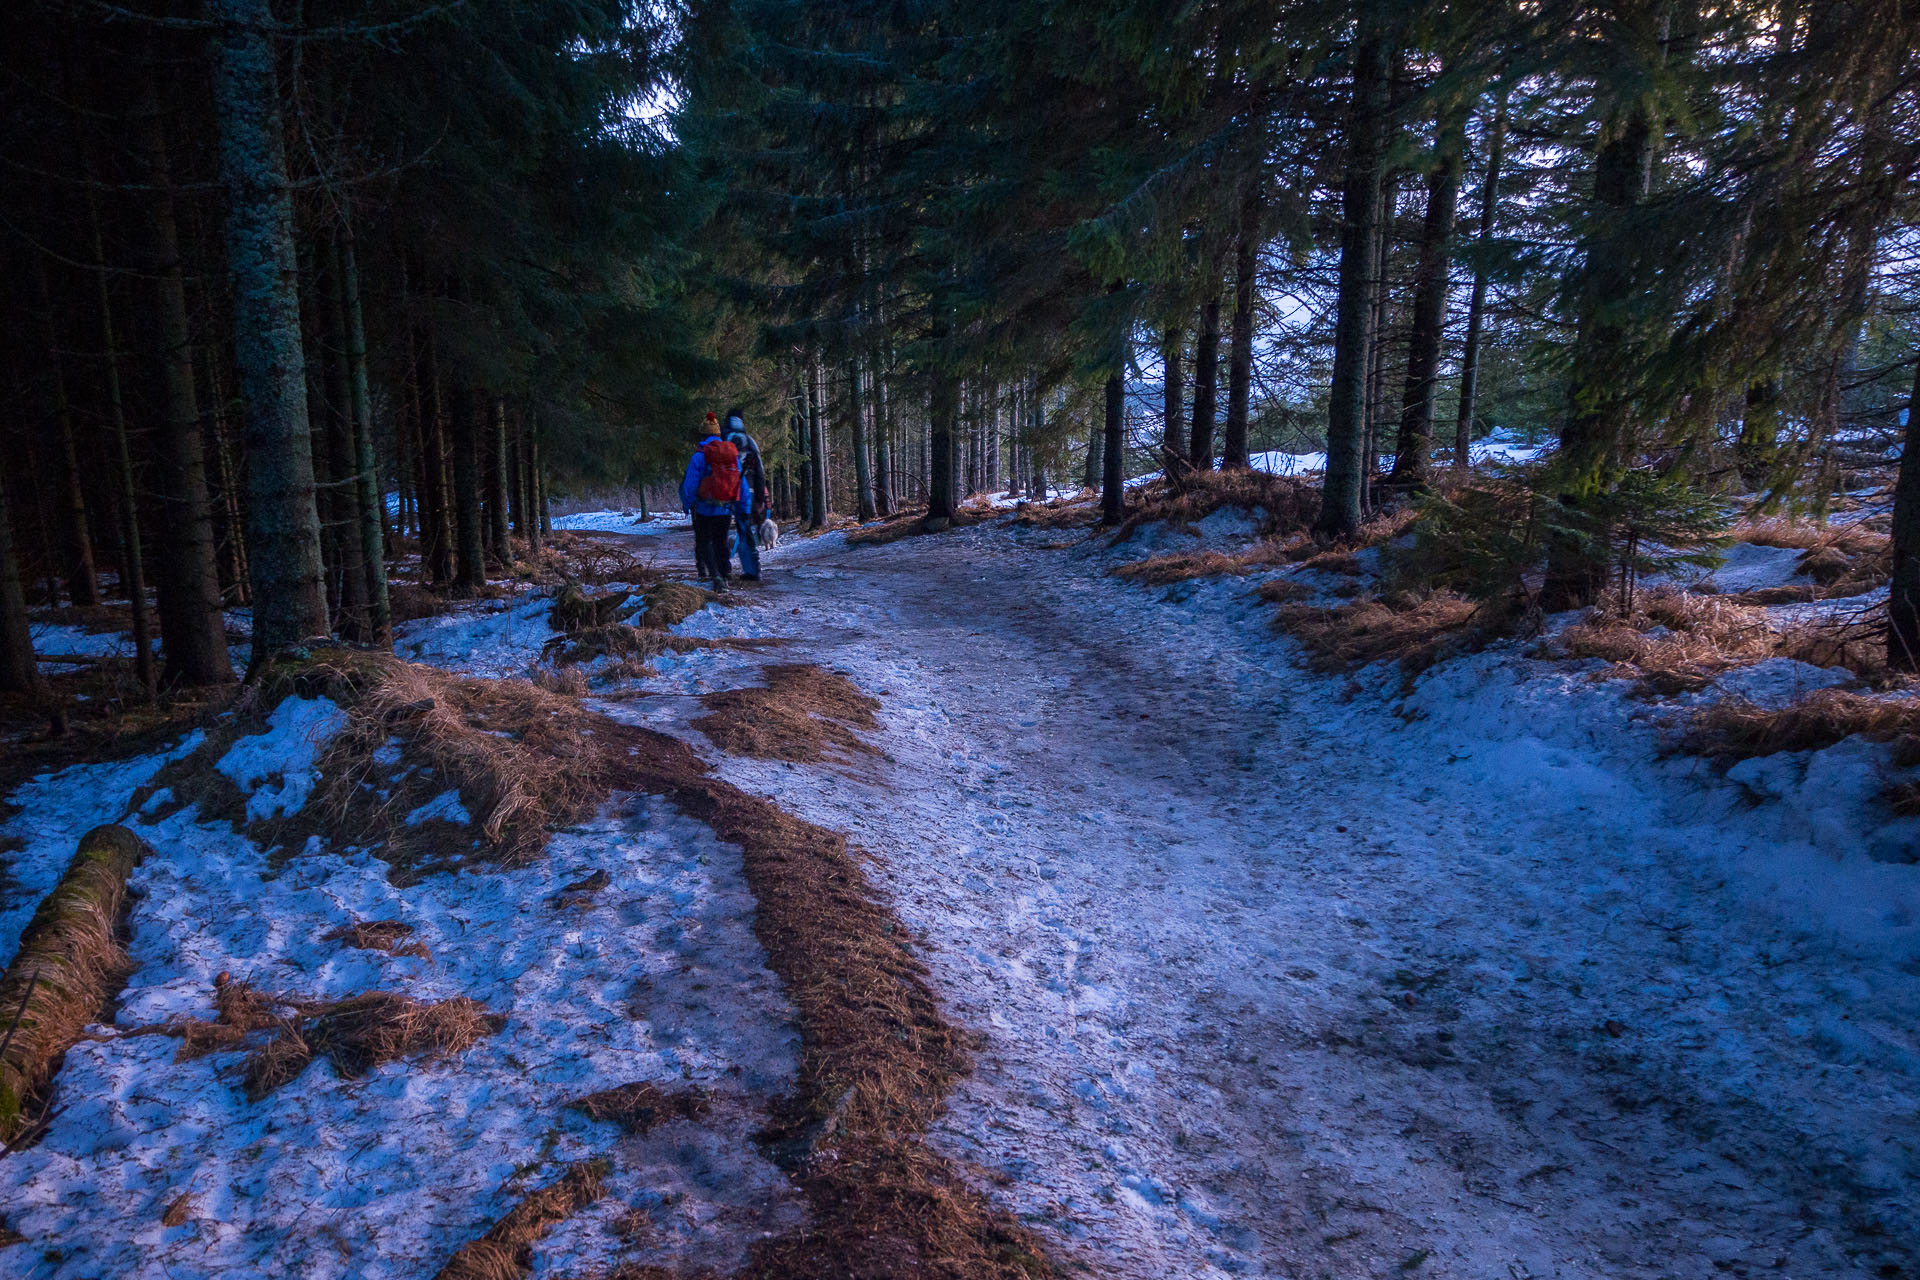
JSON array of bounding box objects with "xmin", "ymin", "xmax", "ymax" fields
[
  {"xmin": 681, "ymin": 412, "xmax": 748, "ymax": 590},
  {"xmin": 723, "ymin": 407, "xmax": 768, "ymax": 581}
]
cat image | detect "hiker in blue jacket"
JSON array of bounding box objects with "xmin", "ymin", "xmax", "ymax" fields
[
  {"xmin": 681, "ymin": 412, "xmax": 750, "ymax": 591},
  {"xmin": 723, "ymin": 407, "xmax": 768, "ymax": 581}
]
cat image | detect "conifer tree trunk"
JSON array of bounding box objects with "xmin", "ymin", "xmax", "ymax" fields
[
  {"xmin": 1189, "ymin": 292, "xmax": 1222, "ymax": 469},
  {"xmin": 1101, "ymin": 372, "xmax": 1126, "ymax": 525},
  {"xmin": 1543, "ymin": 4, "xmax": 1664, "ymax": 609},
  {"xmin": 1161, "ymin": 328, "xmax": 1183, "ymax": 465},
  {"xmin": 32, "ymin": 265, "xmax": 99, "ymax": 609},
  {"xmin": 1224, "ymin": 189, "xmax": 1261, "ymax": 471},
  {"xmin": 210, "ymin": 0, "xmax": 330, "ymax": 659},
  {"xmin": 507, "ymin": 427, "xmax": 526, "ymax": 536},
  {"xmin": 1453, "ymin": 93, "xmax": 1506, "ymax": 470},
  {"xmin": 338, "ymin": 229, "xmax": 388, "ymax": 641},
  {"xmin": 84, "ymin": 188, "xmax": 156, "ymax": 696},
  {"xmin": 319, "ymin": 240, "xmax": 369, "ymax": 640},
  {"xmin": 1390, "ymin": 99, "xmax": 1467, "ymax": 489},
  {"xmin": 808, "ymin": 360, "xmax": 830, "ymax": 524},
  {"xmin": 927, "ymin": 368, "xmax": 959, "ymax": 522},
  {"xmin": 1316, "ymin": 30, "xmax": 1393, "ymax": 540},
  {"xmin": 848, "ymin": 354, "xmax": 876, "ymax": 520},
  {"xmin": 138, "ymin": 81, "xmax": 233, "ymax": 686},
  {"xmin": 488, "ymin": 397, "xmax": 512, "ymax": 564},
  {"xmin": 0, "ymin": 476, "xmax": 41, "ymax": 696},
  {"xmin": 530, "ymin": 420, "xmax": 549, "ymax": 542},
  {"xmin": 200, "ymin": 350, "xmax": 250, "ymax": 604},
  {"xmin": 414, "ymin": 333, "xmax": 454, "ymax": 585},
  {"xmin": 450, "ymin": 387, "xmax": 486, "ymax": 594},
  {"xmin": 873, "ymin": 346, "xmax": 894, "ymax": 516},
  {"xmin": 1890, "ymin": 355, "xmax": 1920, "ymax": 670}
]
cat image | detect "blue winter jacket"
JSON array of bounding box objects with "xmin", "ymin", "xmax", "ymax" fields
[{"xmin": 681, "ymin": 435, "xmax": 752, "ymax": 517}]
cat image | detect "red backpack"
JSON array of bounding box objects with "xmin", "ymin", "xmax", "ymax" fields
[{"xmin": 696, "ymin": 438, "xmax": 742, "ymax": 503}]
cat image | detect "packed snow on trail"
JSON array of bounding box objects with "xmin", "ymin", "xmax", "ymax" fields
[{"xmin": 590, "ymin": 506, "xmax": 1919, "ymax": 1280}]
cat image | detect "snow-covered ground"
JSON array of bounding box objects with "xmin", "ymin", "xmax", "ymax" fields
[
  {"xmin": 551, "ymin": 509, "xmax": 691, "ymax": 535},
  {"xmin": 5, "ymin": 498, "xmax": 1915, "ymax": 1279},
  {"xmin": 1136, "ymin": 426, "xmax": 1556, "ymax": 481},
  {"xmin": 585, "ymin": 512, "xmax": 1918, "ymax": 1280},
  {"xmin": 0, "ymin": 646, "xmax": 801, "ymax": 1278}
]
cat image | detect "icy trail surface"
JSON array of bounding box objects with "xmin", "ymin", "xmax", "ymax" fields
[{"xmin": 628, "ymin": 518, "xmax": 1917, "ymax": 1280}]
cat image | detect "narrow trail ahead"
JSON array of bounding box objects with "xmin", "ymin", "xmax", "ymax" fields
[{"xmin": 613, "ymin": 519, "xmax": 1917, "ymax": 1280}]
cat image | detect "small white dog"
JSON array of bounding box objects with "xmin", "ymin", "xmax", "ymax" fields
[{"xmin": 757, "ymin": 517, "xmax": 780, "ymax": 549}]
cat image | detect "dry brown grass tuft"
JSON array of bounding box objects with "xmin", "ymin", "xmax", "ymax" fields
[
  {"xmin": 597, "ymin": 722, "xmax": 1057, "ymax": 1280},
  {"xmin": 1006, "ymin": 498, "xmax": 1099, "ymax": 531},
  {"xmin": 844, "ymin": 506, "xmax": 981, "ymax": 546},
  {"xmin": 323, "ymin": 919, "xmax": 430, "ymax": 961},
  {"xmin": 637, "ymin": 582, "xmax": 723, "ymax": 630},
  {"xmin": 0, "ymin": 825, "xmax": 149, "ymax": 1139},
  {"xmin": 1719, "ymin": 584, "xmax": 1821, "ymax": 606},
  {"xmin": 1272, "ymin": 591, "xmax": 1489, "ymax": 677},
  {"xmin": 1733, "ymin": 517, "xmax": 1832, "ymax": 549},
  {"xmin": 569, "ymin": 1081, "xmax": 712, "ymax": 1134},
  {"xmin": 1298, "ymin": 549, "xmax": 1363, "ymax": 575},
  {"xmin": 240, "ymin": 991, "xmax": 502, "ymax": 1101},
  {"xmin": 1254, "ymin": 578, "xmax": 1311, "ymax": 605},
  {"xmin": 1729, "ymin": 518, "xmax": 1890, "ymax": 596},
  {"xmin": 305, "ymin": 653, "xmax": 623, "ymax": 872},
  {"xmin": 1112, "ymin": 541, "xmax": 1295, "ymax": 587},
  {"xmin": 1680, "ymin": 688, "xmax": 1920, "ymax": 763},
  {"xmin": 1110, "ymin": 469, "xmax": 1316, "ymax": 543},
  {"xmin": 1556, "ymin": 589, "xmax": 1779, "ymax": 682},
  {"xmin": 693, "ymin": 664, "xmax": 881, "ymax": 763},
  {"xmin": 434, "ymin": 1160, "xmax": 609, "ymax": 1280},
  {"xmin": 529, "ymin": 666, "xmax": 589, "ymax": 697}
]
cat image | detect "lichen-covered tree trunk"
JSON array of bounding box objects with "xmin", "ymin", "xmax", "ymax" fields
[
  {"xmin": 0, "ymin": 474, "xmax": 42, "ymax": 695},
  {"xmin": 1316, "ymin": 31, "xmax": 1393, "ymax": 540},
  {"xmin": 137, "ymin": 81, "xmax": 233, "ymax": 687},
  {"xmin": 1189, "ymin": 291, "xmax": 1221, "ymax": 469},
  {"xmin": 0, "ymin": 825, "xmax": 148, "ymax": 1137},
  {"xmin": 1390, "ymin": 98, "xmax": 1467, "ymax": 490},
  {"xmin": 209, "ymin": 0, "xmax": 329, "ymax": 661}
]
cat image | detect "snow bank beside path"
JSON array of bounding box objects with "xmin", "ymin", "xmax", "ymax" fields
[
  {"xmin": 0, "ymin": 634, "xmax": 805, "ymax": 1277},
  {"xmin": 552, "ymin": 509, "xmax": 691, "ymax": 535}
]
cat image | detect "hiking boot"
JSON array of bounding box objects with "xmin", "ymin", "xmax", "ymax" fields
[{"xmin": 712, "ymin": 577, "xmax": 730, "ymax": 594}]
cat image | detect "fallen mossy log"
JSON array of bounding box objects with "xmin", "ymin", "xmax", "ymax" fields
[{"xmin": 0, "ymin": 823, "xmax": 149, "ymax": 1142}]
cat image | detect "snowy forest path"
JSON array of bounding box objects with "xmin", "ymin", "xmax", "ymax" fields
[{"xmin": 604, "ymin": 520, "xmax": 1916, "ymax": 1280}]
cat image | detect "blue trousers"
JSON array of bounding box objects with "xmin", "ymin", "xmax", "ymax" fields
[{"xmin": 733, "ymin": 513, "xmax": 761, "ymax": 577}]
